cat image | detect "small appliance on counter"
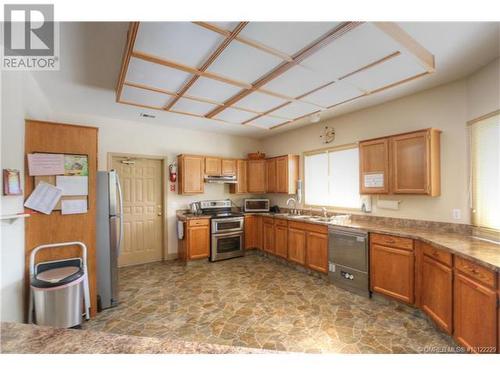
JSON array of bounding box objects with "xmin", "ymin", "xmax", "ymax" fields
[
  {"xmin": 198, "ymin": 199, "xmax": 244, "ymax": 262},
  {"xmin": 189, "ymin": 201, "xmax": 201, "ymax": 215},
  {"xmin": 243, "ymin": 198, "xmax": 270, "ymax": 212},
  {"xmin": 270, "ymin": 205, "xmax": 280, "ymax": 213},
  {"xmin": 28, "ymin": 241, "xmax": 91, "ymax": 328}
]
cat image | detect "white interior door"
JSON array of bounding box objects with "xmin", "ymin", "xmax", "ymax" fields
[{"xmin": 112, "ymin": 156, "xmax": 163, "ymax": 267}]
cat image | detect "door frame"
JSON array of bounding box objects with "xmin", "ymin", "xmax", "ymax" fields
[{"xmin": 107, "ymin": 152, "xmax": 168, "ymax": 262}]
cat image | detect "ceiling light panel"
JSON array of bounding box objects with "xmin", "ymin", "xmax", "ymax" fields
[
  {"xmin": 261, "ymin": 64, "xmax": 334, "ymax": 98},
  {"xmin": 170, "ymin": 97, "xmax": 217, "ymax": 115},
  {"xmin": 125, "ymin": 57, "xmax": 192, "ymax": 93},
  {"xmin": 185, "ymin": 76, "xmax": 242, "ymax": 103},
  {"xmin": 302, "ymin": 80, "xmax": 364, "ymax": 107},
  {"xmin": 206, "ymin": 40, "xmax": 283, "ymax": 84},
  {"xmin": 134, "ymin": 22, "xmax": 225, "ymax": 68},
  {"xmin": 247, "ymin": 116, "xmax": 287, "ymax": 129},
  {"xmin": 121, "ymin": 85, "xmax": 171, "ymax": 108},
  {"xmin": 344, "ymin": 53, "xmax": 426, "ymax": 92},
  {"xmin": 269, "ymin": 101, "xmax": 321, "ymax": 120},
  {"xmin": 239, "ymin": 22, "xmax": 339, "ymax": 55},
  {"xmin": 213, "ymin": 107, "xmax": 257, "ymax": 123},
  {"xmin": 300, "ymin": 23, "xmax": 401, "ymax": 80},
  {"xmin": 235, "ymin": 91, "xmax": 289, "ymax": 112}
]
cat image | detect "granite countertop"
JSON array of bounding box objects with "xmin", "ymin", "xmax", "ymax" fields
[
  {"xmin": 0, "ymin": 322, "xmax": 273, "ymax": 354},
  {"xmin": 177, "ymin": 212, "xmax": 212, "ymax": 220},
  {"xmin": 245, "ymin": 212, "xmax": 500, "ymax": 272}
]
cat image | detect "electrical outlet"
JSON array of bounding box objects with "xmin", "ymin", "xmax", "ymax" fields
[{"xmin": 452, "ymin": 208, "xmax": 462, "ymax": 220}]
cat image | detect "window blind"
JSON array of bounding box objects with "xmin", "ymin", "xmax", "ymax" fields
[
  {"xmin": 304, "ymin": 145, "xmax": 360, "ymax": 209},
  {"xmin": 470, "ymin": 112, "xmax": 500, "ymax": 233}
]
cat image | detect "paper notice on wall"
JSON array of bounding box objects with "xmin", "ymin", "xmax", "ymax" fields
[
  {"xmin": 364, "ymin": 173, "xmax": 384, "ymax": 188},
  {"xmin": 61, "ymin": 199, "xmax": 88, "ymax": 215},
  {"xmin": 56, "ymin": 176, "xmax": 88, "ymax": 196},
  {"xmin": 27, "ymin": 153, "xmax": 65, "ymax": 176},
  {"xmin": 24, "ymin": 181, "xmax": 63, "ymax": 214}
]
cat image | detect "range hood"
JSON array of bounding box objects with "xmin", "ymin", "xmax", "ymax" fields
[{"xmin": 204, "ymin": 175, "xmax": 237, "ymax": 184}]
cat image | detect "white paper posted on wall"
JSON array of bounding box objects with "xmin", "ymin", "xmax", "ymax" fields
[
  {"xmin": 61, "ymin": 199, "xmax": 88, "ymax": 215},
  {"xmin": 24, "ymin": 181, "xmax": 63, "ymax": 214},
  {"xmin": 56, "ymin": 176, "xmax": 88, "ymax": 196},
  {"xmin": 364, "ymin": 173, "xmax": 384, "ymax": 188}
]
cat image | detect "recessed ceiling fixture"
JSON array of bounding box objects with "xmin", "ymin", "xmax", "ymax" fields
[{"xmin": 140, "ymin": 112, "xmax": 156, "ymax": 119}]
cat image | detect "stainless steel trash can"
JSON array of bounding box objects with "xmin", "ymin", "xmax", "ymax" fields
[{"xmin": 31, "ymin": 266, "xmax": 85, "ymax": 328}]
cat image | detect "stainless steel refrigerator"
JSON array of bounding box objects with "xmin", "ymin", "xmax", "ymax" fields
[{"xmin": 96, "ymin": 170, "xmax": 123, "ymax": 310}]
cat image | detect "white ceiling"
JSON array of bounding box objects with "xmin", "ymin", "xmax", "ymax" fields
[{"xmin": 29, "ymin": 22, "xmax": 499, "ymax": 138}]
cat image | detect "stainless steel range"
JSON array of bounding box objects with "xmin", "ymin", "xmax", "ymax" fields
[{"xmin": 198, "ymin": 200, "xmax": 244, "ymax": 262}]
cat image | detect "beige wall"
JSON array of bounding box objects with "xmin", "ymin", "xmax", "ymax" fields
[{"xmin": 261, "ymin": 58, "xmax": 500, "ymax": 224}]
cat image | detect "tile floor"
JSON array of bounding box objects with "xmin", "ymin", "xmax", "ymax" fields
[{"xmin": 84, "ymin": 253, "xmax": 456, "ymax": 353}]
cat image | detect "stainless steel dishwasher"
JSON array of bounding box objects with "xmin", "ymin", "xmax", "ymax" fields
[{"xmin": 328, "ymin": 226, "xmax": 370, "ymax": 297}]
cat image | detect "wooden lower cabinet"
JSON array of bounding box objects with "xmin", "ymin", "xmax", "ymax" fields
[
  {"xmin": 180, "ymin": 219, "xmax": 210, "ymax": 260},
  {"xmin": 263, "ymin": 219, "xmax": 275, "ymax": 254},
  {"xmin": 421, "ymin": 255, "xmax": 453, "ymax": 334},
  {"xmin": 370, "ymin": 242, "xmax": 414, "ymax": 304},
  {"xmin": 275, "ymin": 224, "xmax": 288, "ymax": 258},
  {"xmin": 454, "ymin": 269, "xmax": 497, "ymax": 353},
  {"xmin": 306, "ymin": 231, "xmax": 328, "ymax": 274},
  {"xmin": 288, "ymin": 228, "xmax": 306, "ymax": 265},
  {"xmin": 244, "ymin": 215, "xmax": 257, "ymax": 250}
]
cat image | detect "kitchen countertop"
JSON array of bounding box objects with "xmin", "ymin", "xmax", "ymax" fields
[
  {"xmin": 244, "ymin": 212, "xmax": 500, "ymax": 272},
  {"xmin": 0, "ymin": 322, "xmax": 273, "ymax": 354}
]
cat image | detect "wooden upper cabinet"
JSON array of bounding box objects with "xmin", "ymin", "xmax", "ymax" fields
[
  {"xmin": 391, "ymin": 129, "xmax": 441, "ymax": 196},
  {"xmin": 247, "ymin": 159, "xmax": 266, "ymax": 193},
  {"xmin": 205, "ymin": 157, "xmax": 221, "ymax": 176},
  {"xmin": 221, "ymin": 159, "xmax": 236, "ymax": 176},
  {"xmin": 359, "ymin": 138, "xmax": 390, "ymax": 194},
  {"xmin": 266, "ymin": 158, "xmax": 277, "ymax": 193},
  {"xmin": 359, "ymin": 128, "xmax": 441, "ymax": 196},
  {"xmin": 275, "ymin": 155, "xmax": 299, "ymax": 194},
  {"xmin": 178, "ymin": 155, "xmax": 204, "ymax": 195},
  {"xmin": 230, "ymin": 159, "xmax": 247, "ymax": 194}
]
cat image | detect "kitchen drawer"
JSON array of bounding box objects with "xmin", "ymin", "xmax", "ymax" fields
[
  {"xmin": 371, "ymin": 233, "xmax": 413, "ymax": 251},
  {"xmin": 422, "ymin": 242, "xmax": 452, "ymax": 267},
  {"xmin": 188, "ymin": 219, "xmax": 210, "ymax": 227},
  {"xmin": 288, "ymin": 220, "xmax": 328, "ymax": 234},
  {"xmin": 263, "ymin": 217, "xmax": 274, "ymax": 225},
  {"xmin": 455, "ymin": 257, "xmax": 496, "ymax": 289},
  {"xmin": 274, "ymin": 218, "xmax": 288, "ymax": 227}
]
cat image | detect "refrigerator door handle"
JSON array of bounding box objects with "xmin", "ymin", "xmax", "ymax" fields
[{"xmin": 115, "ymin": 173, "xmax": 124, "ymax": 257}]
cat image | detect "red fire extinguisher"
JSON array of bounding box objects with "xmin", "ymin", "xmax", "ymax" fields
[
  {"xmin": 169, "ymin": 162, "xmax": 177, "ymax": 192},
  {"xmin": 169, "ymin": 162, "xmax": 177, "ymax": 183}
]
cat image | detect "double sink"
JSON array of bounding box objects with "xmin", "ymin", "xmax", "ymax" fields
[{"xmin": 269, "ymin": 212, "xmax": 351, "ymax": 225}]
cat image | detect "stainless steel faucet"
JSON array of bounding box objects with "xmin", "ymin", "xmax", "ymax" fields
[
  {"xmin": 321, "ymin": 207, "xmax": 328, "ymax": 217},
  {"xmin": 286, "ymin": 197, "xmax": 297, "ymax": 215}
]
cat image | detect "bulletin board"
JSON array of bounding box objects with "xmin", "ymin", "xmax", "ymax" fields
[{"xmin": 31, "ymin": 153, "xmax": 89, "ymax": 211}]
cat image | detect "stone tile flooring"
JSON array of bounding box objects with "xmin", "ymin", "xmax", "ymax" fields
[{"xmin": 84, "ymin": 253, "xmax": 455, "ymax": 353}]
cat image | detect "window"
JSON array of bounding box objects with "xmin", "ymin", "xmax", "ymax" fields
[
  {"xmin": 470, "ymin": 112, "xmax": 500, "ymax": 238},
  {"xmin": 304, "ymin": 145, "xmax": 360, "ymax": 209}
]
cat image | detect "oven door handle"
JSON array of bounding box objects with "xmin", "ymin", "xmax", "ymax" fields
[
  {"xmin": 212, "ymin": 231, "xmax": 243, "ymax": 238},
  {"xmin": 212, "ymin": 217, "xmax": 244, "ymax": 223}
]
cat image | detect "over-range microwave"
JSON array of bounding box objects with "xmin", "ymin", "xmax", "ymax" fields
[{"xmin": 244, "ymin": 198, "xmax": 270, "ymax": 212}]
